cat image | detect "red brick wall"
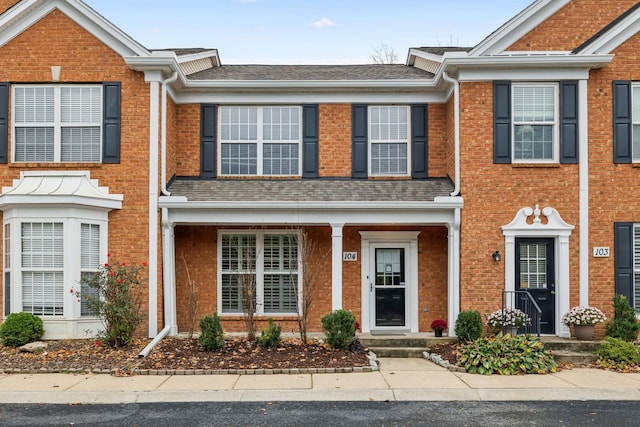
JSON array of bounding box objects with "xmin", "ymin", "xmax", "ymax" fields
[
  {"xmin": 428, "ymin": 103, "xmax": 448, "ymax": 178},
  {"xmin": 318, "ymin": 104, "xmax": 352, "ymax": 177},
  {"xmin": 0, "ymin": 10, "xmax": 152, "ymax": 332},
  {"xmin": 174, "ymin": 225, "xmax": 448, "ymax": 333},
  {"xmin": 0, "ymin": 1, "xmax": 16, "ymax": 15},
  {"xmin": 508, "ymin": 0, "xmax": 638, "ymax": 52},
  {"xmin": 457, "ymin": 81, "xmax": 580, "ymax": 317},
  {"xmin": 174, "ymin": 104, "xmax": 200, "ymax": 177}
]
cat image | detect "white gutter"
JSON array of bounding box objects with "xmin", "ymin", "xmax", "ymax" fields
[
  {"xmin": 161, "ymin": 72, "xmax": 178, "ymax": 196},
  {"xmin": 442, "ymin": 72, "xmax": 460, "ymax": 196}
]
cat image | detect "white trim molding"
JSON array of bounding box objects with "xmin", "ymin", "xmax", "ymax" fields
[{"xmin": 502, "ymin": 205, "xmax": 574, "ymax": 337}]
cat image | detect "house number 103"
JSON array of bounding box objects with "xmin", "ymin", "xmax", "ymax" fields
[{"xmin": 592, "ymin": 247, "xmax": 609, "ymax": 257}]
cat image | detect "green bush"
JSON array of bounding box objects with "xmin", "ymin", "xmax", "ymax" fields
[
  {"xmin": 458, "ymin": 333, "xmax": 557, "ymax": 375},
  {"xmin": 321, "ymin": 309, "xmax": 356, "ymax": 350},
  {"xmin": 596, "ymin": 337, "xmax": 640, "ymax": 369},
  {"xmin": 455, "ymin": 310, "xmax": 483, "ymax": 343},
  {"xmin": 258, "ymin": 318, "xmax": 282, "ymax": 348},
  {"xmin": 0, "ymin": 312, "xmax": 44, "ymax": 347},
  {"xmin": 605, "ymin": 295, "xmax": 640, "ymax": 342},
  {"xmin": 199, "ymin": 313, "xmax": 225, "ymax": 351}
]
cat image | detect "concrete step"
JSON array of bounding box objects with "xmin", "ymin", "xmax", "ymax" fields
[
  {"xmin": 541, "ymin": 339, "xmax": 600, "ymax": 353},
  {"xmin": 359, "ymin": 336, "xmax": 456, "ymax": 349},
  {"xmin": 367, "ymin": 346, "xmax": 429, "ymax": 358},
  {"xmin": 551, "ymin": 350, "xmax": 599, "ymax": 366}
]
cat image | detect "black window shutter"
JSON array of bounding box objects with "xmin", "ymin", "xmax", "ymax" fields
[
  {"xmin": 302, "ymin": 104, "xmax": 319, "ymax": 178},
  {"xmin": 614, "ymin": 222, "xmax": 634, "ymax": 306},
  {"xmin": 493, "ymin": 81, "xmax": 511, "ymax": 164},
  {"xmin": 559, "ymin": 81, "xmax": 578, "ymax": 164},
  {"xmin": 352, "ymin": 104, "xmax": 368, "ymax": 178},
  {"xmin": 613, "ymin": 81, "xmax": 632, "ymax": 164},
  {"xmin": 0, "ymin": 82, "xmax": 8, "ymax": 164},
  {"xmin": 411, "ymin": 104, "xmax": 428, "ymax": 179},
  {"xmin": 200, "ymin": 104, "xmax": 217, "ymax": 178},
  {"xmin": 102, "ymin": 82, "xmax": 121, "ymax": 164}
]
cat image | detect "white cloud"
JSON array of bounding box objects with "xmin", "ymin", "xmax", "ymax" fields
[
  {"xmin": 236, "ymin": 0, "xmax": 258, "ymax": 3},
  {"xmin": 311, "ymin": 17, "xmax": 336, "ymax": 29}
]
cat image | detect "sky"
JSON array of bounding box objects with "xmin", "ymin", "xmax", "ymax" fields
[{"xmin": 83, "ymin": 0, "xmax": 534, "ymax": 64}]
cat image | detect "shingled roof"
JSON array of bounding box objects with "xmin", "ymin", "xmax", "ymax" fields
[
  {"xmin": 186, "ymin": 64, "xmax": 434, "ymax": 80},
  {"xmin": 412, "ymin": 47, "xmax": 473, "ymax": 56},
  {"xmin": 167, "ymin": 178, "xmax": 454, "ymax": 203}
]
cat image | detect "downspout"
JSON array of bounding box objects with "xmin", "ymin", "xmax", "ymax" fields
[
  {"xmin": 442, "ymin": 71, "xmax": 461, "ymax": 197},
  {"xmin": 139, "ymin": 71, "xmax": 178, "ymax": 358},
  {"xmin": 161, "ymin": 72, "xmax": 178, "ymax": 196}
]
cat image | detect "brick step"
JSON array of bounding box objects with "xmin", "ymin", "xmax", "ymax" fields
[{"xmin": 367, "ymin": 346, "xmax": 428, "ymax": 358}]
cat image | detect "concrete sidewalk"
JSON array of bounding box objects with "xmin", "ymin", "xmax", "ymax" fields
[{"xmin": 0, "ymin": 358, "xmax": 639, "ymax": 404}]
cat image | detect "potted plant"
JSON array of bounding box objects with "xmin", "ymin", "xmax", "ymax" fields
[
  {"xmin": 486, "ymin": 308, "xmax": 531, "ymax": 336},
  {"xmin": 561, "ymin": 306, "xmax": 606, "ymax": 340},
  {"xmin": 430, "ymin": 319, "xmax": 447, "ymax": 337}
]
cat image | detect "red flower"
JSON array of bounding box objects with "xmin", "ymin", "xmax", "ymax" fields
[
  {"xmin": 355, "ymin": 321, "xmax": 361, "ymax": 331},
  {"xmin": 430, "ymin": 319, "xmax": 448, "ymax": 329},
  {"xmin": 69, "ymin": 288, "xmax": 74, "ymax": 294},
  {"xmin": 104, "ymin": 263, "xmax": 109, "ymax": 267},
  {"xmin": 141, "ymin": 261, "xmax": 147, "ymax": 267},
  {"xmin": 96, "ymin": 340, "xmax": 102, "ymax": 347},
  {"xmin": 107, "ymin": 253, "xmax": 111, "ymax": 257},
  {"xmin": 117, "ymin": 279, "xmax": 123, "ymax": 284},
  {"xmin": 108, "ymin": 272, "xmax": 115, "ymax": 277}
]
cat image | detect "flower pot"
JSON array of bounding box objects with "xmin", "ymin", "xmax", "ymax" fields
[
  {"xmin": 573, "ymin": 324, "xmax": 595, "ymax": 340},
  {"xmin": 504, "ymin": 327, "xmax": 518, "ymax": 336},
  {"xmin": 434, "ymin": 328, "xmax": 443, "ymax": 338}
]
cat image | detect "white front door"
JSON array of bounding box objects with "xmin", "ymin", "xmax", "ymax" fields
[{"xmin": 369, "ymin": 243, "xmax": 411, "ymax": 330}]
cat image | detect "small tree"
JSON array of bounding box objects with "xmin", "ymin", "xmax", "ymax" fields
[
  {"xmin": 370, "ymin": 42, "xmax": 399, "ymax": 64},
  {"xmin": 199, "ymin": 313, "xmax": 225, "ymax": 351},
  {"xmin": 605, "ymin": 294, "xmax": 640, "ymax": 342},
  {"xmin": 78, "ymin": 257, "xmax": 145, "ymax": 347},
  {"xmin": 181, "ymin": 253, "xmax": 198, "ymax": 339},
  {"xmin": 288, "ymin": 227, "xmax": 331, "ymax": 344},
  {"xmin": 226, "ymin": 234, "xmax": 259, "ymax": 341}
]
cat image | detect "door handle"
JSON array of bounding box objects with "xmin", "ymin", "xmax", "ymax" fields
[
  {"xmin": 370, "ymin": 283, "xmax": 373, "ymax": 292},
  {"xmin": 550, "ymin": 291, "xmax": 556, "ymax": 295}
]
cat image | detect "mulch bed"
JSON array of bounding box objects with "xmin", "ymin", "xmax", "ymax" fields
[{"xmin": 0, "ymin": 337, "xmax": 371, "ymax": 375}]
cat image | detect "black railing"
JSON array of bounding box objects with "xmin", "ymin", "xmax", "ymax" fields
[{"xmin": 502, "ymin": 290, "xmax": 541, "ymax": 337}]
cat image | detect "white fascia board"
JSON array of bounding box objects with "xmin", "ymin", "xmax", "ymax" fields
[
  {"xmin": 0, "ymin": 0, "xmax": 149, "ymax": 57},
  {"xmin": 458, "ymin": 68, "xmax": 591, "ymax": 82},
  {"xmin": 444, "ymin": 54, "xmax": 613, "ymax": 70},
  {"xmin": 406, "ymin": 48, "xmax": 445, "ymax": 66},
  {"xmin": 470, "ymin": 0, "xmax": 570, "ymax": 56},
  {"xmin": 0, "ymin": 195, "xmax": 122, "ymax": 211},
  {"xmin": 578, "ymin": 7, "xmax": 640, "ymax": 54},
  {"xmin": 158, "ymin": 199, "xmax": 464, "ymax": 211},
  {"xmin": 125, "ymin": 56, "xmax": 183, "ymax": 78},
  {"xmin": 176, "ymin": 50, "xmax": 220, "ymax": 66},
  {"xmin": 173, "ymin": 91, "xmax": 448, "ymax": 105},
  {"xmin": 181, "ymin": 79, "xmax": 436, "ymax": 90}
]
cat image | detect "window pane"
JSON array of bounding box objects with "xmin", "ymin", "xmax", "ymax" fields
[
  {"xmin": 61, "ymin": 87, "xmax": 102, "ymax": 124},
  {"xmin": 22, "ymin": 271, "xmax": 64, "ymax": 316},
  {"xmin": 634, "ymin": 125, "xmax": 640, "ymax": 162},
  {"xmin": 220, "ymin": 107, "xmax": 257, "ymax": 141},
  {"xmin": 61, "ymin": 127, "xmax": 101, "ymax": 162},
  {"xmin": 513, "ymin": 86, "xmax": 555, "ymax": 122},
  {"xmin": 370, "ymin": 106, "xmax": 408, "ymax": 142},
  {"xmin": 263, "ymin": 274, "xmax": 297, "ymax": 314},
  {"xmin": 514, "ymin": 124, "xmax": 553, "ymax": 161},
  {"xmin": 14, "ymin": 127, "xmax": 55, "ymax": 162},
  {"xmin": 21, "ymin": 223, "xmax": 64, "ymax": 268},
  {"xmin": 263, "ymin": 107, "xmax": 300, "ymax": 142},
  {"xmin": 371, "ymin": 142, "xmax": 407, "ymax": 175},
  {"xmin": 221, "ymin": 143, "xmax": 257, "ymax": 175},
  {"xmin": 263, "ymin": 143, "xmax": 299, "ymax": 175},
  {"xmin": 519, "ymin": 243, "xmax": 547, "ymax": 289},
  {"xmin": 14, "ymin": 87, "xmax": 54, "ymax": 123}
]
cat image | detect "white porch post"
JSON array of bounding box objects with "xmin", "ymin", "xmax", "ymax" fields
[
  {"xmin": 161, "ymin": 208, "xmax": 178, "ymax": 336},
  {"xmin": 447, "ymin": 209, "xmax": 461, "ymax": 337},
  {"xmin": 331, "ymin": 223, "xmax": 344, "ymax": 311}
]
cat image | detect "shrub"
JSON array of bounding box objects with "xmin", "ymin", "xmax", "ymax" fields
[
  {"xmin": 321, "ymin": 309, "xmax": 356, "ymax": 350},
  {"xmin": 0, "ymin": 312, "xmax": 44, "ymax": 347},
  {"xmin": 77, "ymin": 257, "xmax": 145, "ymax": 347},
  {"xmin": 199, "ymin": 313, "xmax": 225, "ymax": 351},
  {"xmin": 596, "ymin": 337, "xmax": 640, "ymax": 369},
  {"xmin": 458, "ymin": 333, "xmax": 557, "ymax": 375},
  {"xmin": 605, "ymin": 295, "xmax": 640, "ymax": 342},
  {"xmin": 258, "ymin": 318, "xmax": 282, "ymax": 348},
  {"xmin": 455, "ymin": 310, "xmax": 483, "ymax": 343}
]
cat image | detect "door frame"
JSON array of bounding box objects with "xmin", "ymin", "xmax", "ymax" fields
[
  {"xmin": 502, "ymin": 206, "xmax": 574, "ymax": 337},
  {"xmin": 360, "ymin": 231, "xmax": 420, "ymax": 333},
  {"xmin": 369, "ymin": 243, "xmax": 411, "ymax": 331}
]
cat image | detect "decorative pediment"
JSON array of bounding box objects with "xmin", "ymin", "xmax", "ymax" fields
[{"xmin": 502, "ymin": 205, "xmax": 574, "ymax": 236}]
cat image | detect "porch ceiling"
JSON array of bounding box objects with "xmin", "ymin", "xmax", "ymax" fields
[{"xmin": 166, "ymin": 178, "xmax": 454, "ymax": 203}]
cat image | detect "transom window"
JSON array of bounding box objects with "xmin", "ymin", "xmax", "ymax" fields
[
  {"xmin": 512, "ymin": 83, "xmax": 558, "ymax": 162},
  {"xmin": 219, "ymin": 231, "xmax": 299, "ymax": 315},
  {"xmin": 219, "ymin": 106, "xmax": 301, "ymax": 176},
  {"xmin": 369, "ymin": 106, "xmax": 410, "ymax": 176},
  {"xmin": 12, "ymin": 85, "xmax": 102, "ymax": 163}
]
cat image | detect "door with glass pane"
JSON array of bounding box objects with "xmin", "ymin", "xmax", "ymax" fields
[
  {"xmin": 371, "ymin": 245, "xmax": 408, "ymax": 329},
  {"xmin": 516, "ymin": 238, "xmax": 555, "ymax": 334}
]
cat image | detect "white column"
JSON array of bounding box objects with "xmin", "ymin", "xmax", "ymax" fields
[
  {"xmin": 162, "ymin": 209, "xmax": 177, "ymax": 336},
  {"xmin": 559, "ymin": 235, "xmax": 572, "ymax": 337},
  {"xmin": 447, "ymin": 210, "xmax": 461, "ymax": 337},
  {"xmin": 331, "ymin": 223, "xmax": 344, "ymax": 311},
  {"xmin": 578, "ymin": 79, "xmax": 589, "ymax": 307},
  {"xmin": 146, "ymin": 71, "xmax": 161, "ymax": 337}
]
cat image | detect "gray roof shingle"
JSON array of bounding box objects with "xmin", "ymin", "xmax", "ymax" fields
[
  {"xmin": 167, "ymin": 178, "xmax": 454, "ymax": 203},
  {"xmin": 412, "ymin": 47, "xmax": 473, "ymax": 56},
  {"xmin": 186, "ymin": 64, "xmax": 434, "ymax": 80}
]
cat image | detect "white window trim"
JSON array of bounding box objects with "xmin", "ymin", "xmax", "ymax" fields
[
  {"xmin": 632, "ymin": 83, "xmax": 640, "ymax": 162},
  {"xmin": 632, "ymin": 225, "xmax": 640, "ymax": 311},
  {"xmin": 367, "ymin": 105, "xmax": 411, "ymax": 177},
  {"xmin": 217, "ymin": 229, "xmax": 301, "ymax": 316},
  {"xmin": 11, "ymin": 84, "xmax": 103, "ymax": 163},
  {"xmin": 217, "ymin": 106, "xmax": 303, "ymax": 177},
  {"xmin": 511, "ymin": 82, "xmax": 559, "ymax": 164}
]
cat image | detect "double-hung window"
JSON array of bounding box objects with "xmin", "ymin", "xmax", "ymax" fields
[
  {"xmin": 80, "ymin": 223, "xmax": 101, "ymax": 316},
  {"xmin": 219, "ymin": 106, "xmax": 301, "ymax": 176},
  {"xmin": 219, "ymin": 231, "xmax": 299, "ymax": 315},
  {"xmin": 369, "ymin": 106, "xmax": 410, "ymax": 176},
  {"xmin": 512, "ymin": 83, "xmax": 558, "ymax": 162},
  {"xmin": 12, "ymin": 85, "xmax": 102, "ymax": 162}
]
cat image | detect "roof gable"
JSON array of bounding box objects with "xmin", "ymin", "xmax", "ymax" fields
[
  {"xmin": 0, "ymin": 0, "xmax": 149, "ymax": 57},
  {"xmin": 574, "ymin": 2, "xmax": 640, "ymax": 54}
]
